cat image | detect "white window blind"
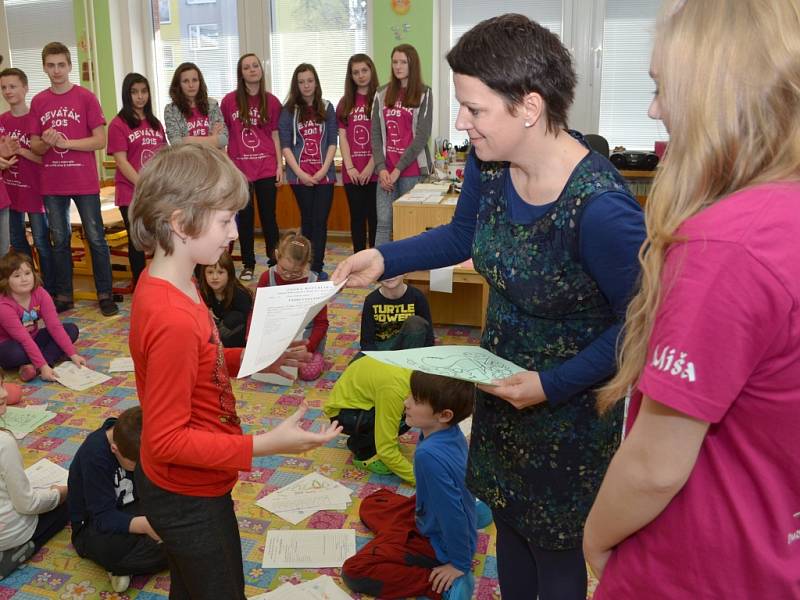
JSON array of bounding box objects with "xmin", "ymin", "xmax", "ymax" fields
[
  {"xmin": 269, "ymin": 0, "xmax": 368, "ymax": 107},
  {"xmin": 4, "ymin": 0, "xmax": 78, "ymax": 97},
  {"xmin": 448, "ymin": 1, "xmax": 563, "ymax": 145},
  {"xmin": 149, "ymin": 0, "xmax": 240, "ymax": 118},
  {"xmin": 599, "ymin": 0, "xmax": 667, "ymax": 151}
]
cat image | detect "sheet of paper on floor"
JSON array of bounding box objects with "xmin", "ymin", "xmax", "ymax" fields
[
  {"xmin": 109, "ymin": 357, "xmax": 135, "ymax": 372},
  {"xmin": 25, "ymin": 458, "xmax": 69, "ymax": 488},
  {"xmin": 53, "ymin": 362, "xmax": 111, "ymax": 391},
  {"xmin": 4, "ymin": 406, "xmax": 57, "ymax": 439},
  {"xmin": 249, "ymin": 575, "xmax": 353, "ymax": 600},
  {"xmin": 256, "ymin": 472, "xmax": 352, "ymax": 524},
  {"xmin": 261, "ymin": 529, "xmax": 356, "ymax": 568}
]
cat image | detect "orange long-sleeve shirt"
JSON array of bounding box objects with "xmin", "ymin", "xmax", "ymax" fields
[{"xmin": 129, "ymin": 269, "xmax": 253, "ymax": 496}]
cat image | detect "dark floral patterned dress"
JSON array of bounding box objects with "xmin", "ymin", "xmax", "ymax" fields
[{"xmin": 467, "ymin": 152, "xmax": 628, "ymax": 550}]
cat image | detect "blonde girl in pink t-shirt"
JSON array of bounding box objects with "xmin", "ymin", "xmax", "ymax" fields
[{"xmin": 584, "ymin": 2, "xmax": 800, "ymax": 598}]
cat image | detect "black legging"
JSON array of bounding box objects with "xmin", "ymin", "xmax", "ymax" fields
[
  {"xmin": 291, "ymin": 183, "xmax": 333, "ymax": 274},
  {"xmin": 494, "ymin": 514, "xmax": 587, "ymax": 600},
  {"xmin": 237, "ymin": 177, "xmax": 279, "ymax": 269},
  {"xmin": 120, "ymin": 205, "xmax": 146, "ymax": 286},
  {"xmin": 344, "ymin": 182, "xmax": 377, "ymax": 252}
]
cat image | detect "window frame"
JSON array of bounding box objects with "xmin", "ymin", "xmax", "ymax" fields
[{"xmin": 187, "ymin": 23, "xmax": 221, "ymax": 51}]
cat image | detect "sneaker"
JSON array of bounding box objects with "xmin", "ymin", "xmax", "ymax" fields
[
  {"xmin": 18, "ymin": 364, "xmax": 36, "ymax": 382},
  {"xmin": 54, "ymin": 299, "xmax": 74, "ymax": 313},
  {"xmin": 315, "ymin": 270, "xmax": 329, "ymax": 281},
  {"xmin": 353, "ymin": 456, "xmax": 393, "ymax": 476},
  {"xmin": 99, "ymin": 298, "xmax": 119, "ymax": 316},
  {"xmin": 108, "ymin": 573, "xmax": 130, "ymax": 593},
  {"xmin": 442, "ymin": 572, "xmax": 474, "ymax": 600},
  {"xmin": 239, "ymin": 268, "xmax": 254, "ymax": 281},
  {"xmin": 475, "ymin": 499, "xmax": 493, "ymax": 529}
]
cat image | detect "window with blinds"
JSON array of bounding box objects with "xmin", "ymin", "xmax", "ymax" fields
[
  {"xmin": 599, "ymin": 0, "xmax": 667, "ymax": 151},
  {"xmin": 448, "ymin": 1, "xmax": 563, "ymax": 145},
  {"xmin": 149, "ymin": 0, "xmax": 240, "ymax": 117},
  {"xmin": 269, "ymin": 0, "xmax": 368, "ymax": 107},
  {"xmin": 4, "ymin": 0, "xmax": 78, "ymax": 97}
]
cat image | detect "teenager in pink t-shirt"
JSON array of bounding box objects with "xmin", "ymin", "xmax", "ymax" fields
[
  {"xmin": 107, "ymin": 73, "xmax": 166, "ymax": 287},
  {"xmin": 0, "ymin": 67, "xmax": 53, "ymax": 293},
  {"xmin": 583, "ymin": 2, "xmax": 800, "ymax": 598},
  {"xmin": 29, "ymin": 42, "xmax": 117, "ymax": 317},
  {"xmin": 371, "ymin": 44, "xmax": 432, "ymax": 246},
  {"xmin": 278, "ymin": 64, "xmax": 337, "ymax": 276},
  {"xmin": 337, "ymin": 54, "xmax": 379, "ymax": 253},
  {"xmin": 163, "ymin": 63, "xmax": 227, "ymax": 150},
  {"xmin": 221, "ymin": 53, "xmax": 283, "ymax": 280}
]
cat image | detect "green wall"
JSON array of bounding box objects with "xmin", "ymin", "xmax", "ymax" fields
[
  {"xmin": 73, "ymin": 0, "xmax": 117, "ymax": 120},
  {"xmin": 372, "ymin": 1, "xmax": 434, "ymax": 88}
]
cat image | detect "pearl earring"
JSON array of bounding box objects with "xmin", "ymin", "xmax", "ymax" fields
[{"xmin": 524, "ymin": 121, "xmax": 533, "ymax": 128}]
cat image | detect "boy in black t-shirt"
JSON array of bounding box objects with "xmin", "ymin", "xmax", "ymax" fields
[{"xmin": 360, "ymin": 274, "xmax": 434, "ymax": 351}]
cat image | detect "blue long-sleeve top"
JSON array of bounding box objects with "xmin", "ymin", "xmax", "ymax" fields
[
  {"xmin": 380, "ymin": 152, "xmax": 645, "ymax": 405},
  {"xmin": 414, "ymin": 425, "xmax": 476, "ymax": 573},
  {"xmin": 67, "ymin": 418, "xmax": 137, "ymax": 534}
]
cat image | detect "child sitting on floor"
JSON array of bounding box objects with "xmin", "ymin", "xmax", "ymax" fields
[
  {"xmin": 0, "ymin": 251, "xmax": 84, "ymax": 382},
  {"xmin": 68, "ymin": 406, "xmax": 167, "ymax": 593},
  {"xmin": 324, "ymin": 355, "xmax": 414, "ymax": 483},
  {"xmin": 342, "ymin": 371, "xmax": 477, "ymax": 600},
  {"xmin": 0, "ymin": 370, "xmax": 68, "ymax": 579},
  {"xmin": 197, "ymin": 251, "xmax": 253, "ymax": 348},
  {"xmin": 360, "ymin": 274, "xmax": 434, "ymax": 351},
  {"xmin": 257, "ymin": 232, "xmax": 328, "ymax": 380}
]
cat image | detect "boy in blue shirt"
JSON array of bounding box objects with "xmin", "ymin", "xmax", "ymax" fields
[
  {"xmin": 342, "ymin": 371, "xmax": 477, "ymax": 600},
  {"xmin": 68, "ymin": 407, "xmax": 167, "ymax": 593}
]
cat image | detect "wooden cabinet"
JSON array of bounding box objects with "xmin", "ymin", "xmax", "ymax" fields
[{"xmin": 392, "ymin": 196, "xmax": 488, "ymax": 328}]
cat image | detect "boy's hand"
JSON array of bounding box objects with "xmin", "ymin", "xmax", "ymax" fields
[
  {"xmin": 50, "ymin": 484, "xmax": 68, "ymax": 503},
  {"xmin": 253, "ymin": 402, "xmax": 342, "ymax": 456},
  {"xmin": 130, "ymin": 515, "xmax": 162, "ymax": 542},
  {"xmin": 429, "ymin": 563, "xmax": 464, "ymax": 594}
]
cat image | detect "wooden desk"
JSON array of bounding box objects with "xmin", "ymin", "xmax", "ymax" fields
[{"xmin": 393, "ymin": 194, "xmax": 488, "ymax": 328}]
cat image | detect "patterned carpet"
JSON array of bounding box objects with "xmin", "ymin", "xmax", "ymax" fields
[{"xmin": 0, "ymin": 241, "xmax": 503, "ymax": 600}]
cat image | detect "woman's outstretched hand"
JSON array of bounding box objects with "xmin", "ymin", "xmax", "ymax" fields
[{"xmin": 332, "ymin": 248, "xmax": 385, "ymax": 288}]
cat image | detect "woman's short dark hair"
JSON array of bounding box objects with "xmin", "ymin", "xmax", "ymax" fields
[{"xmin": 446, "ymin": 13, "xmax": 575, "ymax": 134}]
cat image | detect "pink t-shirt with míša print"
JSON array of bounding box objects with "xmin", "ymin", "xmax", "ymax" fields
[{"xmin": 595, "ymin": 182, "xmax": 800, "ymax": 600}]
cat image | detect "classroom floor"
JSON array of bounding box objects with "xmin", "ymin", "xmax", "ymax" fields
[{"xmin": 0, "ymin": 240, "xmax": 511, "ymax": 600}]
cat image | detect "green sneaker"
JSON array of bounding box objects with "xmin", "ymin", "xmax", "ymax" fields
[{"xmin": 353, "ymin": 456, "xmax": 393, "ymax": 476}]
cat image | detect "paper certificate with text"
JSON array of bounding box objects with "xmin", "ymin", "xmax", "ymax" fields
[{"xmin": 238, "ymin": 280, "xmax": 345, "ymax": 378}]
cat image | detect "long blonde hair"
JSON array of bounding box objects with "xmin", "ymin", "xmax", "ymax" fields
[{"xmin": 598, "ymin": 0, "xmax": 800, "ymax": 412}]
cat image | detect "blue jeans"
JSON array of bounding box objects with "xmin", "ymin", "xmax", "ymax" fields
[
  {"xmin": 0, "ymin": 207, "xmax": 9, "ymax": 256},
  {"xmin": 291, "ymin": 184, "xmax": 334, "ymax": 274},
  {"xmin": 44, "ymin": 194, "xmax": 113, "ymax": 301},
  {"xmin": 9, "ymin": 209, "xmax": 55, "ymax": 293},
  {"xmin": 374, "ymin": 175, "xmax": 420, "ymax": 246}
]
